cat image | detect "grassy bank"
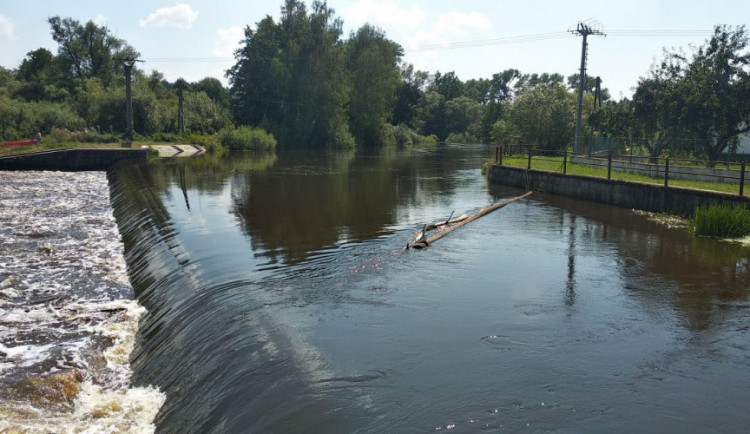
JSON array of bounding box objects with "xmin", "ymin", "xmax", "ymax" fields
[{"xmin": 500, "ymin": 156, "xmax": 740, "ymax": 195}]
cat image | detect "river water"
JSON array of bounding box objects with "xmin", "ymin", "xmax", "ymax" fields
[
  {"xmin": 4, "ymin": 144, "xmax": 750, "ymax": 432},
  {"xmin": 0, "ymin": 171, "xmax": 164, "ymax": 432}
]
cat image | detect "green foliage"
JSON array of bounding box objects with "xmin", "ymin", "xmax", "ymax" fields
[
  {"xmin": 634, "ymin": 25, "xmax": 750, "ymax": 162},
  {"xmin": 387, "ymin": 124, "xmax": 437, "ymax": 147},
  {"xmin": 392, "ymin": 64, "xmax": 427, "ymax": 129},
  {"xmin": 184, "ymin": 91, "xmax": 229, "ymax": 134},
  {"xmin": 446, "ymin": 132, "xmax": 480, "ymax": 144},
  {"xmin": 346, "ymin": 24, "xmax": 403, "ymax": 147},
  {"xmin": 444, "ymin": 96, "xmax": 483, "ymax": 139},
  {"xmin": 689, "ymin": 202, "xmax": 750, "ymax": 238},
  {"xmin": 496, "ymin": 84, "xmax": 575, "ymax": 150},
  {"xmin": 0, "ymin": 96, "xmax": 85, "ymax": 140},
  {"xmin": 48, "ymin": 16, "xmax": 138, "ymax": 84},
  {"xmin": 219, "ymin": 126, "xmax": 277, "ymax": 150},
  {"xmin": 228, "ymin": 1, "xmax": 351, "ymax": 148}
]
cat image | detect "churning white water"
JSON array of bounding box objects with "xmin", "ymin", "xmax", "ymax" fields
[{"xmin": 0, "ymin": 171, "xmax": 165, "ymax": 433}]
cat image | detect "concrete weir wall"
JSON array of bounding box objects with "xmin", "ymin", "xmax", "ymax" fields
[
  {"xmin": 0, "ymin": 148, "xmax": 147, "ymax": 171},
  {"xmin": 488, "ymin": 164, "xmax": 750, "ymax": 216}
]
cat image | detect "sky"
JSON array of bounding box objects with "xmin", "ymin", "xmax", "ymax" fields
[{"xmin": 1, "ymin": 0, "xmax": 748, "ymax": 99}]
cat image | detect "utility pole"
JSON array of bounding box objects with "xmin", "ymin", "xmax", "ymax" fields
[
  {"xmin": 114, "ymin": 57, "xmax": 144, "ymax": 141},
  {"xmin": 569, "ymin": 22, "xmax": 605, "ymax": 154},
  {"xmin": 177, "ymin": 80, "xmax": 186, "ymax": 135}
]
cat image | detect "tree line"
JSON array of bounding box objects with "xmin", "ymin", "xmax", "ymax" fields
[{"xmin": 2, "ymin": 0, "xmax": 749, "ymax": 161}]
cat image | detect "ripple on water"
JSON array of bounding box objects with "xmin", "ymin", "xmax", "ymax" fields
[{"xmin": 0, "ymin": 171, "xmax": 165, "ymax": 433}]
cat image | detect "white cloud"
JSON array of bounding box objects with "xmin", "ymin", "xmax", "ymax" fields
[
  {"xmin": 0, "ymin": 14, "xmax": 15, "ymax": 40},
  {"xmin": 341, "ymin": 0, "xmax": 426, "ymax": 33},
  {"xmin": 91, "ymin": 14, "xmax": 108, "ymax": 26},
  {"xmin": 404, "ymin": 11, "xmax": 493, "ymax": 51},
  {"xmin": 432, "ymin": 12, "xmax": 492, "ymax": 38},
  {"xmin": 139, "ymin": 3, "xmax": 198, "ymax": 29},
  {"xmin": 213, "ymin": 26, "xmax": 244, "ymax": 57}
]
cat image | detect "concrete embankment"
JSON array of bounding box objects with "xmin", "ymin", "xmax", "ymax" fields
[
  {"xmin": 488, "ymin": 164, "xmax": 750, "ymax": 216},
  {"xmin": 0, "ymin": 148, "xmax": 147, "ymax": 171}
]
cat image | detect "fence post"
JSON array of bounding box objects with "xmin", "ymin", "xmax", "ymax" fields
[
  {"xmin": 499, "ymin": 145, "xmax": 503, "ymax": 166},
  {"xmin": 563, "ymin": 150, "xmax": 568, "ymax": 174},
  {"xmin": 607, "ymin": 152, "xmax": 612, "ymax": 180},
  {"xmin": 664, "ymin": 158, "xmax": 670, "ymax": 187},
  {"xmin": 741, "ymin": 162, "xmax": 746, "ymax": 196},
  {"xmin": 527, "ymin": 146, "xmax": 532, "ymax": 170}
]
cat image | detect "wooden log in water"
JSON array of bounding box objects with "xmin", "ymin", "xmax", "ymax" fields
[{"xmin": 410, "ymin": 191, "xmax": 534, "ymax": 249}]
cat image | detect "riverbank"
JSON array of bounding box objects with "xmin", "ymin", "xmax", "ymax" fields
[
  {"xmin": 487, "ymin": 163, "xmax": 750, "ymax": 216},
  {"xmin": 0, "ymin": 171, "xmax": 165, "ymax": 432}
]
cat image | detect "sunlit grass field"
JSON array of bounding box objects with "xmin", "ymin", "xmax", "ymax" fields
[{"xmin": 500, "ymin": 155, "xmax": 743, "ymax": 195}]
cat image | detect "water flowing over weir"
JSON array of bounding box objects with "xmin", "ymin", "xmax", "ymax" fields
[
  {"xmin": 0, "ymin": 171, "xmax": 164, "ymax": 432},
  {"xmin": 105, "ymin": 147, "xmax": 750, "ymax": 433}
]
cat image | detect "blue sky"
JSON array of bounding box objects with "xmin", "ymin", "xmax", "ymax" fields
[{"xmin": 1, "ymin": 1, "xmax": 748, "ymax": 99}]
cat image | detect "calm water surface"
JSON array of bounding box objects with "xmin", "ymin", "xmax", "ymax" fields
[{"xmin": 108, "ymin": 145, "xmax": 750, "ymax": 433}]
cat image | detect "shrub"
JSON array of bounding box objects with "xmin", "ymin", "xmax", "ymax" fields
[
  {"xmin": 150, "ymin": 132, "xmax": 181, "ymax": 143},
  {"xmin": 386, "ymin": 124, "xmax": 438, "ymax": 148},
  {"xmin": 219, "ymin": 126, "xmax": 277, "ymax": 151},
  {"xmin": 689, "ymin": 202, "xmax": 750, "ymax": 238},
  {"xmin": 326, "ymin": 119, "xmax": 356, "ymax": 149},
  {"xmin": 446, "ymin": 132, "xmax": 480, "ymax": 144}
]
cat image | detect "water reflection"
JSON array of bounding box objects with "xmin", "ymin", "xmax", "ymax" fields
[
  {"xmin": 108, "ymin": 146, "xmax": 750, "ymax": 432},
  {"xmin": 534, "ymin": 192, "xmax": 750, "ymax": 331}
]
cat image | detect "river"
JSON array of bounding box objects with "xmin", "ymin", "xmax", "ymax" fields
[{"xmin": 5, "ymin": 144, "xmax": 750, "ymax": 432}]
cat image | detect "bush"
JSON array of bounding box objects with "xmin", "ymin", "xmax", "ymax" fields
[
  {"xmin": 386, "ymin": 124, "xmax": 438, "ymax": 148},
  {"xmin": 689, "ymin": 202, "xmax": 750, "ymax": 238},
  {"xmin": 219, "ymin": 126, "xmax": 277, "ymax": 151},
  {"xmin": 446, "ymin": 132, "xmax": 480, "ymax": 144},
  {"xmin": 150, "ymin": 132, "xmax": 181, "ymax": 143}
]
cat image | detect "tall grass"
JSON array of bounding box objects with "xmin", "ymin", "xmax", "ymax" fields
[{"xmin": 689, "ymin": 202, "xmax": 750, "ymax": 238}]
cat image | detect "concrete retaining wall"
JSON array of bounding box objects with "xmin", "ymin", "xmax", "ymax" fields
[
  {"xmin": 572, "ymin": 155, "xmax": 742, "ymax": 184},
  {"xmin": 488, "ymin": 164, "xmax": 750, "ymax": 216},
  {"xmin": 0, "ymin": 148, "xmax": 147, "ymax": 171}
]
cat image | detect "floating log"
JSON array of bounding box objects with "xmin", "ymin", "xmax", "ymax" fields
[{"xmin": 409, "ymin": 191, "xmax": 534, "ymax": 249}]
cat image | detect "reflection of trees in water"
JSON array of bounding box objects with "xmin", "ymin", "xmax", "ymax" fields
[
  {"xmin": 538, "ymin": 193, "xmax": 750, "ymax": 331},
  {"xmin": 230, "ymin": 147, "xmax": 472, "ymax": 264}
]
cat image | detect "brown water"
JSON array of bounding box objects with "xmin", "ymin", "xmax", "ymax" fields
[{"xmin": 108, "ymin": 145, "xmax": 750, "ymax": 433}]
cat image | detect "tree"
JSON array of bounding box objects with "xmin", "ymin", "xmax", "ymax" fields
[
  {"xmin": 14, "ymin": 48, "xmax": 65, "ymax": 101},
  {"xmin": 566, "ymin": 73, "xmax": 611, "ymax": 102},
  {"xmin": 444, "ymin": 96, "xmax": 482, "ymax": 139},
  {"xmin": 672, "ymin": 25, "xmax": 750, "ymax": 162},
  {"xmin": 346, "ymin": 24, "xmax": 403, "ymax": 146},
  {"xmin": 392, "ymin": 64, "xmax": 428, "ymax": 129},
  {"xmin": 500, "ymin": 84, "xmax": 575, "ymax": 150},
  {"xmin": 430, "ymin": 71, "xmax": 463, "ymax": 101},
  {"xmin": 515, "ymin": 72, "xmax": 564, "ymax": 92},
  {"xmin": 191, "ymin": 77, "xmax": 229, "ymax": 108},
  {"xmin": 632, "ymin": 76, "xmax": 678, "ymax": 161},
  {"xmin": 48, "ymin": 16, "xmax": 138, "ymax": 84},
  {"xmin": 227, "ymin": 1, "xmax": 353, "ymax": 148}
]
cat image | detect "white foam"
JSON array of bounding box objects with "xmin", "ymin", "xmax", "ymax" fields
[{"xmin": 0, "ymin": 171, "xmax": 166, "ymax": 433}]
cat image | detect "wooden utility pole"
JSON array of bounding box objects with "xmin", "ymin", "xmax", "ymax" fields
[
  {"xmin": 570, "ymin": 23, "xmax": 605, "ymax": 154},
  {"xmin": 114, "ymin": 57, "xmax": 143, "ymax": 141},
  {"xmin": 177, "ymin": 79, "xmax": 186, "ymax": 135}
]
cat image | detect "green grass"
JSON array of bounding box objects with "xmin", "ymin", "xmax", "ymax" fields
[
  {"xmin": 689, "ymin": 202, "xmax": 750, "ymax": 238},
  {"xmin": 500, "ymin": 155, "xmax": 742, "ymax": 195}
]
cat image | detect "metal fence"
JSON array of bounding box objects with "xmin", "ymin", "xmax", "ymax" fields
[{"xmin": 494, "ymin": 145, "xmax": 749, "ymax": 196}]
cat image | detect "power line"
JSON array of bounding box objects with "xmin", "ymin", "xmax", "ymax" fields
[{"xmin": 138, "ymin": 28, "xmax": 715, "ymax": 63}]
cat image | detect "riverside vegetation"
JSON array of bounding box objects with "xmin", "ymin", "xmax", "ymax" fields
[{"xmin": 2, "ymin": 1, "xmax": 750, "ymax": 163}]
